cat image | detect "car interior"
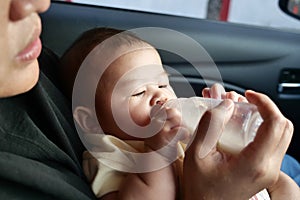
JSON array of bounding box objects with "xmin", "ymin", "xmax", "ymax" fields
[{"xmin": 41, "ymin": 0, "xmax": 300, "ymax": 161}]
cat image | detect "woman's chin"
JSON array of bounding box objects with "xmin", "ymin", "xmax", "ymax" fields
[
  {"xmin": 20, "ymin": 62, "xmax": 40, "ymax": 94},
  {"xmin": 1, "ymin": 61, "xmax": 40, "ymax": 98}
]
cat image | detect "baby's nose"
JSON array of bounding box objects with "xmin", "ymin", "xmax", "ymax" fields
[{"xmin": 156, "ymin": 98, "xmax": 168, "ymax": 105}]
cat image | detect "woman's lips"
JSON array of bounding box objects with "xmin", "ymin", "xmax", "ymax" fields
[{"xmin": 16, "ymin": 37, "xmax": 42, "ymax": 62}]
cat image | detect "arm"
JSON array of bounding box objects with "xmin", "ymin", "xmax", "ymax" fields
[{"xmin": 103, "ymin": 107, "xmax": 187, "ymax": 200}]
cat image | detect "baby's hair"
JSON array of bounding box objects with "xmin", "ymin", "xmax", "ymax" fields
[{"xmin": 60, "ymin": 27, "xmax": 152, "ymax": 99}]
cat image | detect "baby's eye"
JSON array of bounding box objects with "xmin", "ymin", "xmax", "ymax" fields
[
  {"xmin": 132, "ymin": 91, "xmax": 145, "ymax": 97},
  {"xmin": 158, "ymin": 85, "xmax": 167, "ymax": 88}
]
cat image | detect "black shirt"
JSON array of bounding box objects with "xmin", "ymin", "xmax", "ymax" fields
[{"xmin": 0, "ymin": 48, "xmax": 96, "ymax": 200}]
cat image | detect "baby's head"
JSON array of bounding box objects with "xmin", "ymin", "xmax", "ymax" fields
[
  {"xmin": 60, "ymin": 27, "xmax": 177, "ymax": 140},
  {"xmin": 60, "ymin": 27, "xmax": 123, "ymax": 99}
]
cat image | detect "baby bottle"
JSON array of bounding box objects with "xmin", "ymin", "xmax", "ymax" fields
[{"xmin": 153, "ymin": 97, "xmax": 263, "ymax": 154}]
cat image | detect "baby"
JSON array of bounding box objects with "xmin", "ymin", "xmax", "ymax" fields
[{"xmin": 60, "ymin": 27, "xmax": 271, "ymax": 199}]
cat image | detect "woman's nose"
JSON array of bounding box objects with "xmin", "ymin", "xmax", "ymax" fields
[{"xmin": 10, "ymin": 0, "xmax": 50, "ymax": 21}]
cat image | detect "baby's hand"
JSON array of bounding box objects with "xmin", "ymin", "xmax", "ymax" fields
[
  {"xmin": 202, "ymin": 83, "xmax": 247, "ymax": 102},
  {"xmin": 145, "ymin": 106, "xmax": 188, "ymax": 153}
]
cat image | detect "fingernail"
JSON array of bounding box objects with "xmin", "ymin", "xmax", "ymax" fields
[{"xmin": 245, "ymin": 90, "xmax": 255, "ymax": 96}]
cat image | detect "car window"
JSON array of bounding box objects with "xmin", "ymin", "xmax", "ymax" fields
[
  {"xmin": 55, "ymin": 0, "xmax": 208, "ymax": 18},
  {"xmin": 54, "ymin": 0, "xmax": 300, "ymax": 32}
]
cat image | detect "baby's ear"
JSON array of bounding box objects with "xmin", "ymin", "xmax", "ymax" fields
[{"xmin": 73, "ymin": 106, "xmax": 99, "ymax": 133}]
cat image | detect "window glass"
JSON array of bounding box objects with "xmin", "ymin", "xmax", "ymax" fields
[
  {"xmin": 55, "ymin": 0, "xmax": 208, "ymax": 18},
  {"xmin": 55, "ymin": 0, "xmax": 300, "ymax": 32}
]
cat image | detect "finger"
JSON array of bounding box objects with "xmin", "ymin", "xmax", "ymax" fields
[
  {"xmin": 238, "ymin": 95, "xmax": 248, "ymax": 103},
  {"xmin": 187, "ymin": 99, "xmax": 234, "ymax": 159},
  {"xmin": 245, "ymin": 90, "xmax": 282, "ymax": 121},
  {"xmin": 225, "ymin": 91, "xmax": 240, "ymax": 102},
  {"xmin": 202, "ymin": 87, "xmax": 211, "ymax": 98},
  {"xmin": 209, "ymin": 83, "xmax": 226, "ymax": 100},
  {"xmin": 243, "ymin": 90, "xmax": 287, "ymax": 160}
]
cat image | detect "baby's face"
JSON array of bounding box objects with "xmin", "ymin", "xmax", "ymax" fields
[{"xmin": 96, "ymin": 47, "xmax": 176, "ymax": 140}]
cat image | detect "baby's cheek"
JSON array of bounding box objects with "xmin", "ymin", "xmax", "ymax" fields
[{"xmin": 129, "ymin": 105, "xmax": 151, "ymax": 127}]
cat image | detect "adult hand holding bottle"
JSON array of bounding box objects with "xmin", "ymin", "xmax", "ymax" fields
[{"xmin": 182, "ymin": 86, "xmax": 297, "ymax": 200}]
